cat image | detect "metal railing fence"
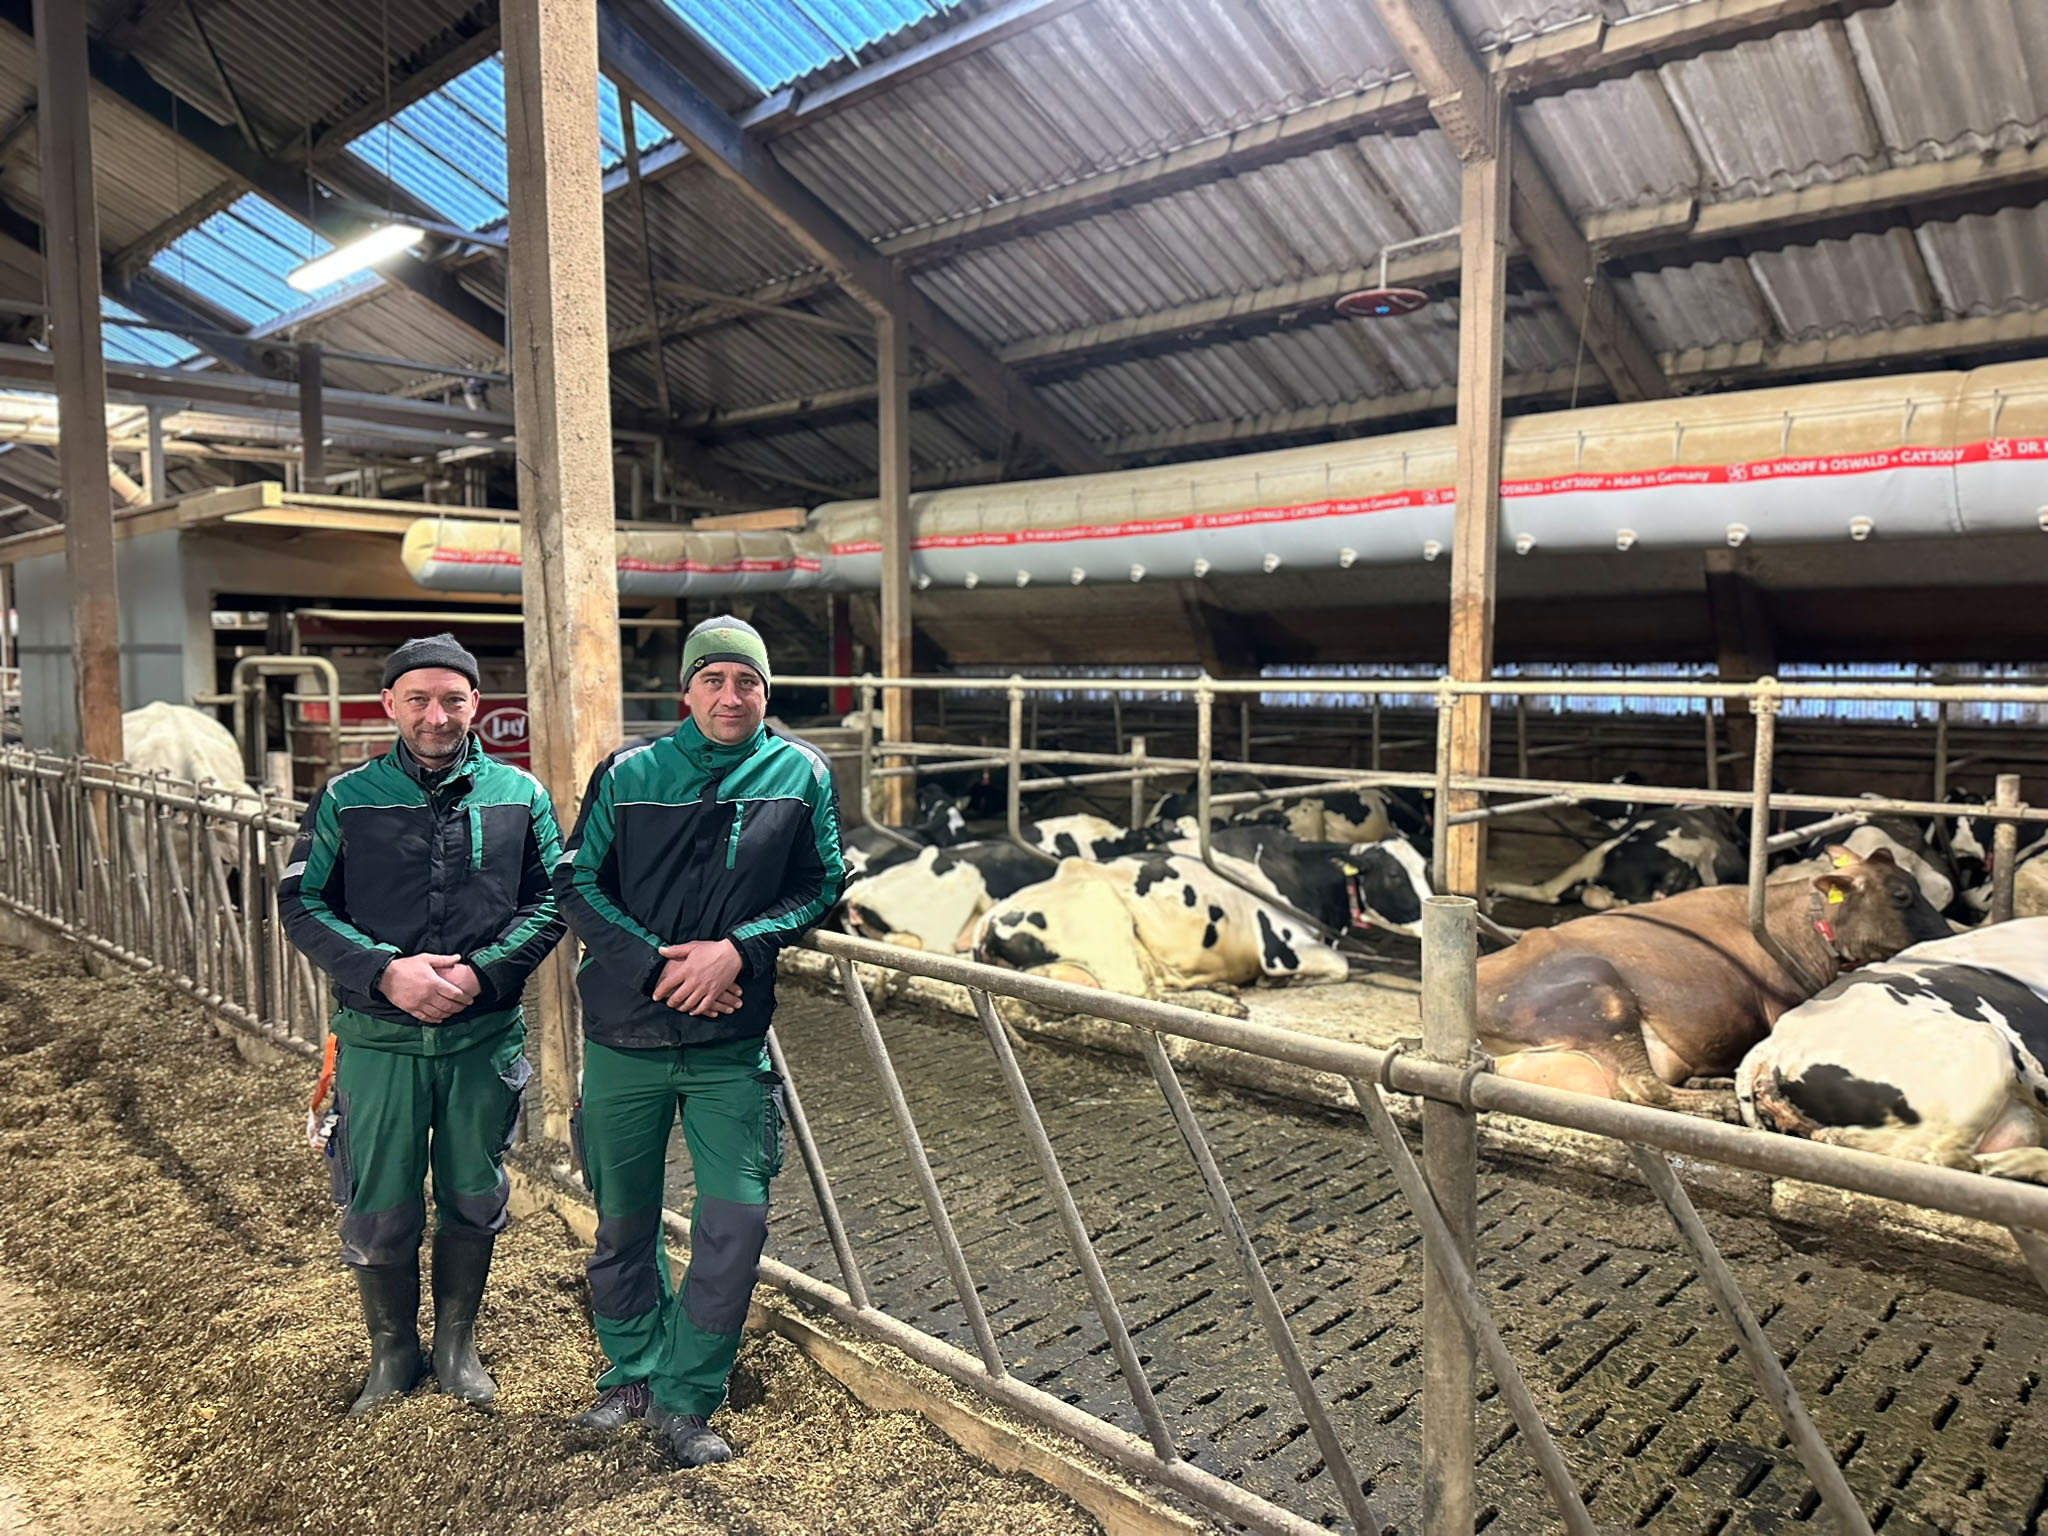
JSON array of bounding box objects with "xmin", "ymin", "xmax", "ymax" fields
[{"xmin": 3, "ymin": 745, "xmax": 2047, "ymax": 1533}]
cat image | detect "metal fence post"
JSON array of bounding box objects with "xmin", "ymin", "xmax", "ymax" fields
[
  {"xmin": 1421, "ymin": 894, "xmax": 1478, "ymax": 1536},
  {"xmin": 1991, "ymin": 772, "xmax": 2022, "ymax": 924}
]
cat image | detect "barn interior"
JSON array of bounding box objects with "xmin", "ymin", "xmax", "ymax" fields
[{"xmin": 2, "ymin": 2, "xmax": 2048, "ymax": 1532}]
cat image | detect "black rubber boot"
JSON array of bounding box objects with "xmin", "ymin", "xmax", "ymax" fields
[
  {"xmin": 429, "ymin": 1227, "xmax": 497, "ymax": 1405},
  {"xmin": 648, "ymin": 1404, "xmax": 734, "ymax": 1467},
  {"xmin": 347, "ymin": 1260, "xmax": 426, "ymax": 1416}
]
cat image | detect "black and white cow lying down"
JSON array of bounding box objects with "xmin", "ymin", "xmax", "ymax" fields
[
  {"xmin": 1489, "ymin": 807, "xmax": 1747, "ymax": 910},
  {"xmin": 1736, "ymin": 919, "xmax": 2048, "ymax": 1183},
  {"xmin": 975, "ymin": 852, "xmax": 1350, "ymax": 993},
  {"xmin": 1926, "ymin": 791, "xmax": 2048, "ymax": 924},
  {"xmin": 836, "ymin": 818, "xmax": 1435, "ymax": 996}
]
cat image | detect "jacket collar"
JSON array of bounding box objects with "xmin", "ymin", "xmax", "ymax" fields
[
  {"xmin": 391, "ymin": 733, "xmax": 481, "ymax": 789},
  {"xmin": 673, "ymin": 714, "xmax": 767, "ymax": 772}
]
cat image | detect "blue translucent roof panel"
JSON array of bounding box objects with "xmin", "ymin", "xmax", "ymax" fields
[
  {"xmin": 102, "ymin": 298, "xmax": 201, "ymax": 369},
  {"xmin": 147, "ymin": 193, "xmax": 370, "ymax": 326},
  {"xmin": 661, "ymin": 0, "xmax": 965, "ymax": 91},
  {"xmin": 348, "ymin": 56, "xmax": 671, "ymax": 234}
]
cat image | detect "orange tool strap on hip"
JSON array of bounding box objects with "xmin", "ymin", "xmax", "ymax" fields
[{"xmin": 310, "ymin": 1033, "xmax": 339, "ymax": 1114}]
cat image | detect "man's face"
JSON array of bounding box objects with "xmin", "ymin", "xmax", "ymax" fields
[
  {"xmin": 381, "ymin": 666, "xmax": 478, "ymax": 764},
  {"xmin": 685, "ymin": 662, "xmax": 766, "ymax": 745}
]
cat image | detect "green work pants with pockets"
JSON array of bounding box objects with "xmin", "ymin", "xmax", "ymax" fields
[
  {"xmin": 578, "ymin": 1035, "xmax": 784, "ymax": 1417},
  {"xmin": 331, "ymin": 1023, "xmax": 531, "ymax": 1267}
]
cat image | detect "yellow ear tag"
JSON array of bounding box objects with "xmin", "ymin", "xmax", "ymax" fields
[
  {"xmin": 1830, "ymin": 854, "xmax": 1851, "ymax": 868},
  {"xmin": 1827, "ymin": 888, "xmax": 1845, "ymax": 905}
]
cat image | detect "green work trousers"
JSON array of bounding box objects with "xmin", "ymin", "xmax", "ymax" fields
[
  {"xmin": 331, "ymin": 1023, "xmax": 531, "ymax": 1267},
  {"xmin": 577, "ymin": 1035, "xmax": 784, "ymax": 1416}
]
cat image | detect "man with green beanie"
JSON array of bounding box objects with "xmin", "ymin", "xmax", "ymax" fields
[
  {"xmin": 556, "ymin": 614, "xmax": 844, "ymax": 1466},
  {"xmin": 281, "ymin": 633, "xmax": 564, "ymax": 1415}
]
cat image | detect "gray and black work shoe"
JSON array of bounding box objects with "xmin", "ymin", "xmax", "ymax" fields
[
  {"xmin": 648, "ymin": 1404, "xmax": 734, "ymax": 1467},
  {"xmin": 572, "ymin": 1381, "xmax": 651, "ymax": 1430}
]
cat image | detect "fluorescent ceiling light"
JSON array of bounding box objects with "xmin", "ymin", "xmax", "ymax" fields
[{"xmin": 286, "ymin": 223, "xmax": 426, "ymax": 292}]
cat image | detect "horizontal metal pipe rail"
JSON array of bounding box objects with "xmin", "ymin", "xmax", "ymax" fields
[{"xmin": 782, "ymin": 670, "xmax": 2048, "ymax": 706}]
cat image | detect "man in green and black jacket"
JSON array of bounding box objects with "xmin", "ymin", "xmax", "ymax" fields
[
  {"xmin": 555, "ymin": 615, "xmax": 844, "ymax": 1467},
  {"xmin": 280, "ymin": 634, "xmax": 564, "ymax": 1415}
]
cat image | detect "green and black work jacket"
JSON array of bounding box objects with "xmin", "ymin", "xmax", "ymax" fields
[
  {"xmin": 278, "ymin": 735, "xmax": 566, "ymax": 1055},
  {"xmin": 555, "ymin": 717, "xmax": 845, "ymax": 1050}
]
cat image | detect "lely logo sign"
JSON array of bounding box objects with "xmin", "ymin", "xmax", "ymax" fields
[{"xmin": 476, "ymin": 703, "xmax": 530, "ymax": 749}]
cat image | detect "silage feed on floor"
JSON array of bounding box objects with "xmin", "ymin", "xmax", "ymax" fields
[{"xmin": 0, "ymin": 947, "xmax": 1101, "ymax": 1536}]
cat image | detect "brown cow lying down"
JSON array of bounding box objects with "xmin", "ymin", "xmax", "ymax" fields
[{"xmin": 1476, "ymin": 847, "xmax": 1949, "ymax": 1107}]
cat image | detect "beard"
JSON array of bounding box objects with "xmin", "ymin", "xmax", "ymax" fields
[{"xmin": 405, "ymin": 723, "xmax": 466, "ymax": 762}]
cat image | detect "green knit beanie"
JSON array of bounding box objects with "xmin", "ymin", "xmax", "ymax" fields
[{"xmin": 681, "ymin": 614, "xmax": 771, "ymax": 693}]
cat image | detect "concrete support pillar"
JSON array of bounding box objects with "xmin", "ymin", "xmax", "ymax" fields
[
  {"xmin": 877, "ymin": 311, "xmax": 914, "ymax": 826},
  {"xmin": 504, "ymin": 0, "xmax": 624, "ymax": 1140},
  {"xmin": 35, "ymin": 0, "xmax": 121, "ymax": 762},
  {"xmin": 298, "ymin": 342, "xmax": 325, "ymax": 489},
  {"xmin": 1440, "ymin": 96, "xmax": 1510, "ymax": 906}
]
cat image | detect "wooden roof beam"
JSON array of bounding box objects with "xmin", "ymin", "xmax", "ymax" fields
[
  {"xmin": 596, "ymin": 0, "xmax": 1109, "ymax": 474},
  {"xmin": 1370, "ymin": 0, "xmax": 1668, "ymax": 402},
  {"xmin": 0, "ymin": 0, "xmax": 506, "ymax": 349}
]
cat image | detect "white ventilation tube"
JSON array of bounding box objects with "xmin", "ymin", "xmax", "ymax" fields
[{"xmin": 402, "ymin": 361, "xmax": 2048, "ymax": 594}]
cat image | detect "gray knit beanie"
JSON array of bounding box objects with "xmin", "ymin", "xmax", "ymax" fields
[{"xmin": 382, "ymin": 632, "xmax": 480, "ymax": 691}]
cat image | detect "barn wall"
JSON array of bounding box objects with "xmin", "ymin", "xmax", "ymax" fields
[{"xmin": 15, "ymin": 531, "xmax": 212, "ymax": 752}]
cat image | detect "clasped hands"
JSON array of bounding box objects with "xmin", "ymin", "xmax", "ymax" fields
[
  {"xmin": 652, "ymin": 939, "xmax": 745, "ymax": 1016},
  {"xmin": 378, "ymin": 940, "xmax": 743, "ymax": 1023},
  {"xmin": 378, "ymin": 953, "xmax": 483, "ymax": 1024}
]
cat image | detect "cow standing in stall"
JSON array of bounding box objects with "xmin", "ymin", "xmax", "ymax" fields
[{"xmin": 1477, "ymin": 847, "xmax": 1949, "ymax": 1107}]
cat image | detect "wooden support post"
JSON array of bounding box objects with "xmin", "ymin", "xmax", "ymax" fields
[
  {"xmin": 35, "ymin": 0, "xmax": 121, "ymax": 763},
  {"xmin": 297, "ymin": 342, "xmax": 325, "ymax": 489},
  {"xmin": 143, "ymin": 405, "xmax": 167, "ymax": 504},
  {"xmin": 1440, "ymin": 94, "xmax": 1510, "ymax": 907},
  {"xmin": 504, "ymin": 0, "xmax": 624, "ymax": 1142},
  {"xmin": 1704, "ymin": 550, "xmax": 1777, "ymax": 791},
  {"xmin": 877, "ymin": 310, "xmax": 914, "ymax": 826}
]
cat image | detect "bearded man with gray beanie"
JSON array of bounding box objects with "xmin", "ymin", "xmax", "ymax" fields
[
  {"xmin": 555, "ymin": 615, "xmax": 844, "ymax": 1466},
  {"xmin": 280, "ymin": 634, "xmax": 565, "ymax": 1414}
]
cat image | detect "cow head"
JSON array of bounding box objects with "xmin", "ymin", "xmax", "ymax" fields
[
  {"xmin": 1810, "ymin": 845, "xmax": 1951, "ymax": 966},
  {"xmin": 1339, "ymin": 837, "xmax": 1432, "ymax": 936}
]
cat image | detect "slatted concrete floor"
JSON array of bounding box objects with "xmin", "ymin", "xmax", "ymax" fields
[{"xmin": 662, "ymin": 986, "xmax": 2048, "ymax": 1535}]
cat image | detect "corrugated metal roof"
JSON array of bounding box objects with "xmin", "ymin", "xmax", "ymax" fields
[
  {"xmin": 101, "ymin": 297, "xmax": 203, "ymax": 369},
  {"xmin": 665, "ymin": 0, "xmax": 970, "ymax": 92},
  {"xmin": 147, "ymin": 193, "xmax": 372, "ymax": 326},
  {"xmin": 347, "ymin": 55, "xmax": 672, "ymax": 232},
  {"xmin": 1845, "ymin": 0, "xmax": 2048, "ymax": 161},
  {"xmin": 28, "ymin": 0, "xmax": 2048, "ymax": 492},
  {"xmin": 1658, "ymin": 20, "xmax": 1886, "ymax": 198},
  {"xmin": 1914, "ymin": 202, "xmax": 2048, "ymax": 319},
  {"xmin": 774, "ymin": 0, "xmax": 1410, "ymax": 241},
  {"xmin": 122, "ymin": 1, "xmax": 494, "ymax": 173},
  {"xmin": 1747, "ymin": 227, "xmax": 1939, "ymax": 340}
]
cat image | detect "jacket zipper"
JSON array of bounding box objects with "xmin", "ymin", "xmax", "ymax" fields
[
  {"xmin": 725, "ymin": 803, "xmax": 744, "ymax": 868},
  {"xmin": 468, "ymin": 803, "xmax": 483, "ymax": 869}
]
